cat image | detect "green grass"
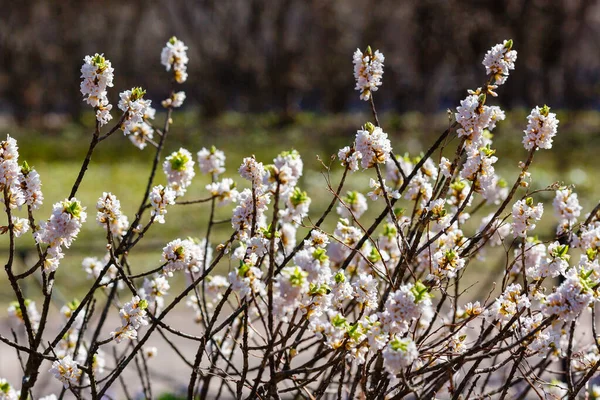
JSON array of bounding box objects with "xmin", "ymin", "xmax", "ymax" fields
[{"xmin": 1, "ymin": 109, "xmax": 599, "ymax": 305}]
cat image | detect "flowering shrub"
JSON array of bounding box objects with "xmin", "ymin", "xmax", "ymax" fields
[{"xmin": 1, "ymin": 37, "xmax": 600, "ymax": 400}]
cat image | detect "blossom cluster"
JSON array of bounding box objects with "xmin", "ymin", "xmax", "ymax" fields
[
  {"xmin": 353, "ymin": 46, "xmax": 384, "ymax": 101},
  {"xmin": 34, "ymin": 198, "xmax": 87, "ymax": 272},
  {"xmin": 161, "ymin": 36, "xmax": 189, "ymax": 84},
  {"xmin": 80, "ymin": 53, "xmax": 115, "ymax": 125},
  {"xmin": 110, "ymin": 296, "xmax": 149, "ymax": 343}
]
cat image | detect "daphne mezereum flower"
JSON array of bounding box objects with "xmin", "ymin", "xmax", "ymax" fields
[
  {"xmin": 0, "ymin": 135, "xmax": 26, "ymax": 210},
  {"xmin": 162, "ymin": 238, "xmax": 195, "ymax": 274},
  {"xmin": 486, "ymin": 283, "xmax": 530, "ymax": 323},
  {"xmin": 533, "ymin": 241, "xmax": 570, "ymax": 279},
  {"xmin": 110, "ymin": 296, "xmax": 149, "ymax": 343},
  {"xmin": 0, "ymin": 378, "xmax": 19, "ymax": 399},
  {"xmin": 34, "ymin": 198, "xmax": 87, "ymax": 272},
  {"xmin": 279, "ymin": 187, "xmax": 311, "ymax": 224},
  {"xmin": 355, "ymin": 123, "xmax": 392, "ymax": 169},
  {"xmin": 338, "ymin": 146, "xmax": 361, "ymax": 172},
  {"xmin": 482, "ymin": 40, "xmax": 517, "ymax": 86},
  {"xmin": 8, "ymin": 299, "xmax": 40, "ymax": 331},
  {"xmin": 161, "ymin": 91, "xmax": 186, "ymax": 108},
  {"xmin": 431, "ymin": 248, "xmax": 465, "ymax": 279},
  {"xmin": 80, "ymin": 53, "xmax": 115, "ymax": 126},
  {"xmin": 228, "ymin": 260, "xmax": 266, "ymax": 299},
  {"xmin": 455, "ymin": 94, "xmax": 493, "ymax": 146},
  {"xmin": 352, "ymin": 273, "xmax": 379, "ymax": 311},
  {"xmin": 522, "ymin": 105, "xmax": 559, "ymax": 151},
  {"xmin": 239, "ymin": 157, "xmax": 266, "ymax": 187},
  {"xmin": 553, "ymin": 188, "xmax": 582, "ymax": 235},
  {"xmin": 459, "ymin": 146, "xmax": 498, "ymax": 198},
  {"xmin": 163, "ymin": 148, "xmax": 195, "ymax": 196},
  {"xmin": 161, "ymin": 36, "xmax": 189, "ymax": 83},
  {"xmin": 542, "ymin": 268, "xmax": 594, "ymax": 322},
  {"xmin": 149, "ymin": 185, "xmax": 176, "ymax": 224},
  {"xmin": 511, "ymin": 197, "xmax": 544, "ymax": 238},
  {"xmin": 162, "ymin": 237, "xmax": 212, "ymax": 276},
  {"xmin": 353, "ymin": 46, "xmax": 384, "ymax": 101},
  {"xmin": 273, "ymin": 266, "xmax": 309, "ymax": 320},
  {"xmin": 141, "ymin": 274, "xmax": 170, "ymax": 313},
  {"xmin": 380, "ymin": 282, "xmax": 432, "ymax": 335},
  {"xmin": 206, "ymin": 178, "xmax": 239, "ymax": 206},
  {"xmin": 367, "ymin": 178, "xmax": 399, "ymax": 201},
  {"xmin": 49, "ymin": 355, "xmax": 82, "ymax": 388},
  {"xmin": 231, "ymin": 188, "xmax": 271, "ymax": 240},
  {"xmin": 197, "ymin": 146, "xmax": 226, "ymax": 176},
  {"xmin": 19, "ymin": 162, "xmax": 43, "ymax": 209},
  {"xmin": 10, "ymin": 216, "xmax": 29, "ymax": 238},
  {"xmin": 96, "ymin": 192, "xmax": 129, "ymax": 237},
  {"xmin": 336, "ymin": 190, "xmax": 368, "ymax": 219},
  {"xmin": 118, "ymin": 87, "xmax": 152, "ymax": 136},
  {"xmin": 272, "ymin": 149, "xmax": 303, "ymax": 191},
  {"xmin": 382, "ymin": 337, "xmax": 419, "ymax": 375},
  {"xmin": 127, "ymin": 121, "xmax": 154, "ymax": 150}
]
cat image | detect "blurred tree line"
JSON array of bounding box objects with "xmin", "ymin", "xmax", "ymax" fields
[{"xmin": 1, "ymin": 0, "xmax": 599, "ymax": 124}]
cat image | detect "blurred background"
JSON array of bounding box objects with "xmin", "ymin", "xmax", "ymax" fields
[
  {"xmin": 3, "ymin": 0, "xmax": 600, "ymax": 120},
  {"xmin": 1, "ymin": 0, "xmax": 600, "ymax": 311}
]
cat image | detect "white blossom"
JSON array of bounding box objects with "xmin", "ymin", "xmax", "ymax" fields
[
  {"xmin": 355, "ymin": 124, "xmax": 392, "ymax": 169},
  {"xmin": 229, "ymin": 261, "xmax": 265, "ymax": 299},
  {"xmin": 11, "ymin": 216, "xmax": 29, "ymax": 238},
  {"xmin": 142, "ymin": 274, "xmax": 170, "ymax": 313},
  {"xmin": 523, "ymin": 105, "xmax": 559, "ymax": 151},
  {"xmin": 161, "ymin": 36, "xmax": 189, "ymax": 83},
  {"xmin": 482, "ymin": 40, "xmax": 517, "ymax": 85},
  {"xmin": 455, "ymin": 94, "xmax": 493, "ymax": 145},
  {"xmin": 34, "ymin": 198, "xmax": 87, "ymax": 272},
  {"xmin": 96, "ymin": 192, "xmax": 128, "ymax": 236},
  {"xmin": 163, "ymin": 148, "xmax": 195, "ymax": 196},
  {"xmin": 0, "ymin": 135, "xmax": 25, "ymax": 209},
  {"xmin": 367, "ymin": 178, "xmax": 399, "ymax": 201},
  {"xmin": 8, "ymin": 299, "xmax": 40, "ymax": 331},
  {"xmin": 206, "ymin": 178, "xmax": 239, "ymax": 206},
  {"xmin": 239, "ymin": 157, "xmax": 265, "ymax": 187},
  {"xmin": 353, "ymin": 47, "xmax": 384, "ymax": 101},
  {"xmin": 381, "ymin": 282, "xmax": 432, "ymax": 334},
  {"xmin": 162, "ymin": 91, "xmax": 186, "ymax": 108},
  {"xmin": 542, "ymin": 268, "xmax": 594, "ymax": 322},
  {"xmin": 553, "ymin": 188, "xmax": 582, "ymax": 235},
  {"xmin": 162, "ymin": 238, "xmax": 211, "ymax": 275},
  {"xmin": 49, "ymin": 355, "xmax": 81, "ymax": 388},
  {"xmin": 336, "ymin": 190, "xmax": 368, "ymax": 219},
  {"xmin": 353, "ymin": 273, "xmax": 379, "ymax": 311},
  {"xmin": 20, "ymin": 166, "xmax": 43, "ymax": 209},
  {"xmin": 144, "ymin": 347, "xmax": 158, "ymax": 359},
  {"xmin": 383, "ymin": 337, "xmax": 419, "ymax": 375},
  {"xmin": 338, "ymin": 146, "xmax": 361, "ymax": 172},
  {"xmin": 150, "ymin": 185, "xmax": 176, "ymax": 223},
  {"xmin": 431, "ymin": 248, "xmax": 465, "ymax": 279},
  {"xmin": 198, "ymin": 146, "xmax": 226, "ymax": 176},
  {"xmin": 231, "ymin": 188, "xmax": 270, "ymax": 240},
  {"xmin": 487, "ymin": 283, "xmax": 530, "ymax": 323},
  {"xmin": 128, "ymin": 121, "xmax": 154, "ymax": 150},
  {"xmin": 512, "ymin": 198, "xmax": 544, "ymax": 238},
  {"xmin": 110, "ymin": 296, "xmax": 149, "ymax": 343},
  {"xmin": 0, "ymin": 379, "xmax": 19, "ymax": 400},
  {"xmin": 118, "ymin": 87, "xmax": 152, "ymax": 136},
  {"xmin": 80, "ymin": 53, "xmax": 114, "ymax": 126}
]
